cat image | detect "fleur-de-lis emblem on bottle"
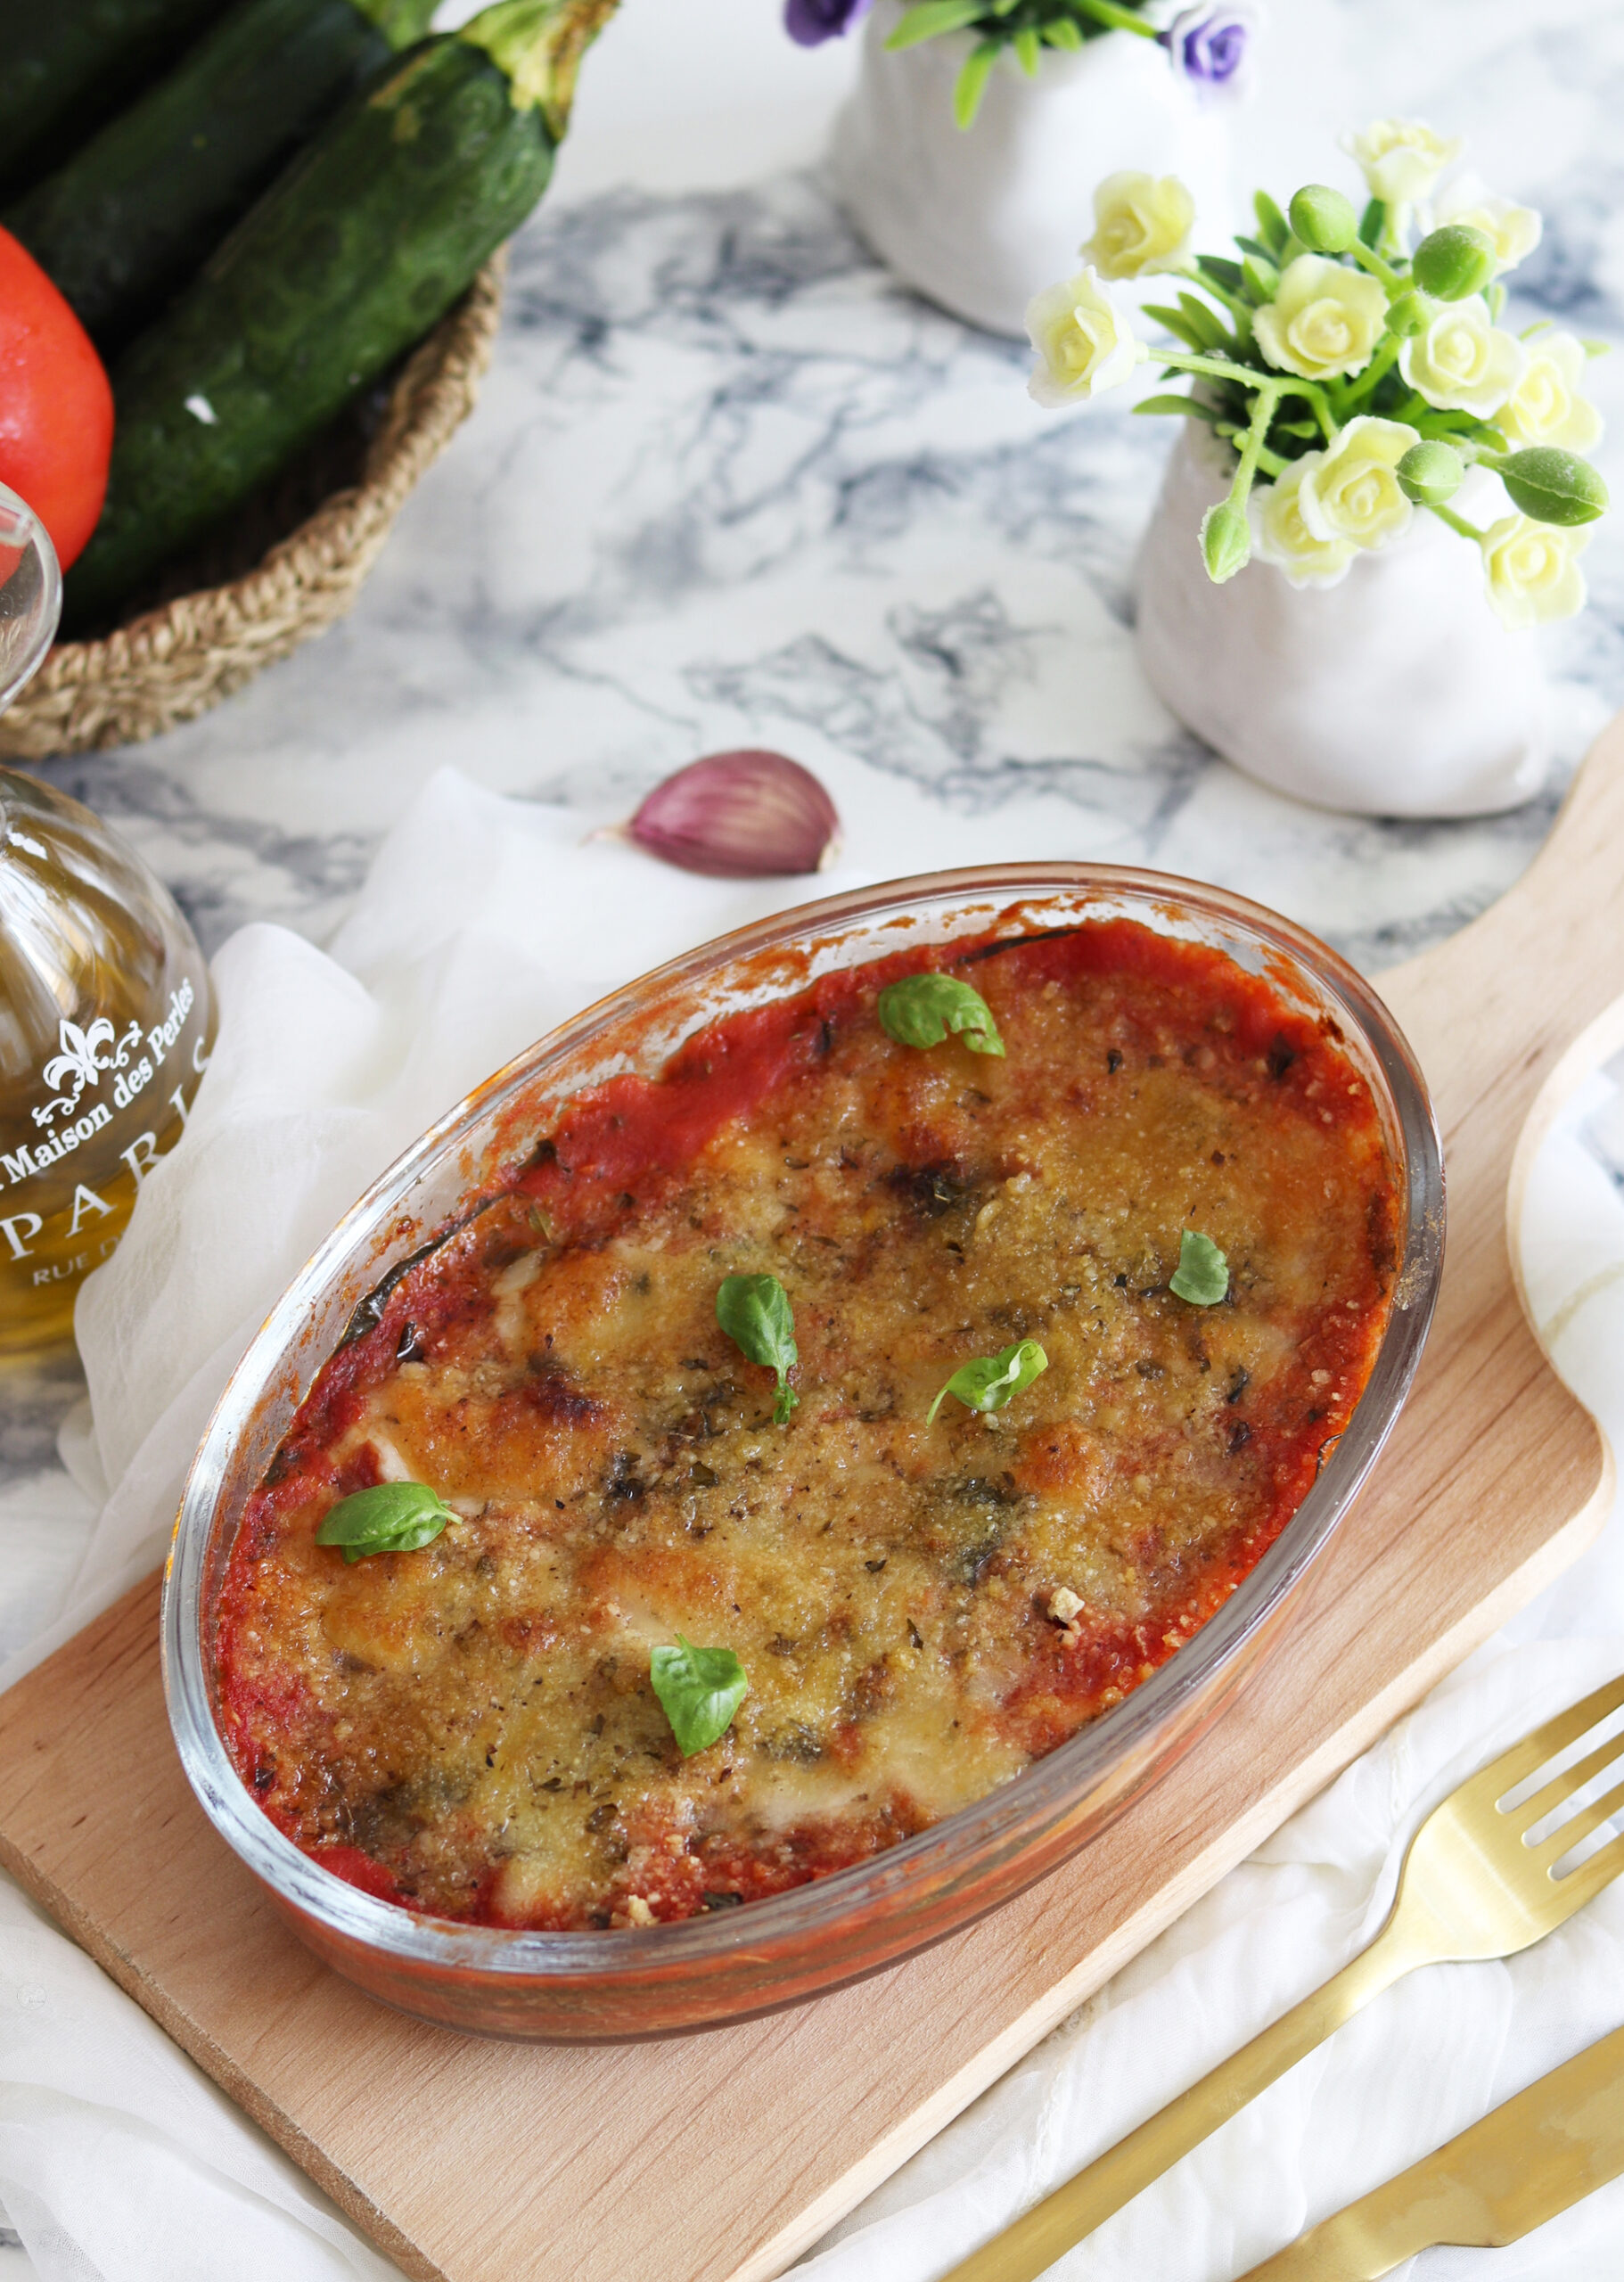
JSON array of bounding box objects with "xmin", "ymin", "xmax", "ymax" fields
[{"xmin": 43, "ymin": 1015, "xmax": 117, "ymax": 1097}]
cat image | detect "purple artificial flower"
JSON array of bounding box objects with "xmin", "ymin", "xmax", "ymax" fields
[
  {"xmin": 1161, "ymin": 3, "xmax": 1260, "ymax": 99},
  {"xmin": 784, "ymin": 0, "xmax": 874, "ymax": 45}
]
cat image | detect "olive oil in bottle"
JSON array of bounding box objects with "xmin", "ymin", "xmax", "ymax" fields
[{"xmin": 0, "ymin": 768, "xmax": 216, "ymax": 1359}]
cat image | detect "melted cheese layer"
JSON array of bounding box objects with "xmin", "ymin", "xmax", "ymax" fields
[{"xmin": 218, "ymin": 921, "xmax": 1398, "ymax": 1929}]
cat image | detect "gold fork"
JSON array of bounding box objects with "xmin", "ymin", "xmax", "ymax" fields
[{"xmin": 944, "ymin": 1668, "xmax": 1624, "ymax": 2282}]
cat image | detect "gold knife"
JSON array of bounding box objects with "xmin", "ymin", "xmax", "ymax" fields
[{"xmin": 1236, "ymin": 2023, "xmax": 1624, "ymax": 2278}]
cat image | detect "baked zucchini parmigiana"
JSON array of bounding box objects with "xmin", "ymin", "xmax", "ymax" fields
[{"xmin": 218, "ymin": 919, "xmax": 1399, "ymax": 1930}]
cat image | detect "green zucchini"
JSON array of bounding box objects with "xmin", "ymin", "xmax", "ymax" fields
[
  {"xmin": 0, "ymin": 0, "xmax": 233, "ymax": 201},
  {"xmin": 6, "ymin": 0, "xmax": 439, "ymax": 350},
  {"xmin": 65, "ymin": 0, "xmax": 617, "ymax": 630}
]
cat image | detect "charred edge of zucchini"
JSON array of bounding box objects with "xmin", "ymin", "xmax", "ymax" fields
[
  {"xmin": 956, "ymin": 924, "xmax": 1087, "ymax": 965},
  {"xmin": 337, "ymin": 1192, "xmax": 508, "ymax": 1350}
]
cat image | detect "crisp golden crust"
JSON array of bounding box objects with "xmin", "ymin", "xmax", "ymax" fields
[{"xmin": 218, "ymin": 921, "xmax": 1398, "ymax": 1928}]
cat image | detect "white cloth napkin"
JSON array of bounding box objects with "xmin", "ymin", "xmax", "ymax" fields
[{"xmin": 3, "ymin": 767, "xmax": 1624, "ymax": 2282}]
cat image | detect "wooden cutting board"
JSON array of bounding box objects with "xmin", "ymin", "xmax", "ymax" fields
[{"xmin": 4, "ymin": 717, "xmax": 1624, "ymax": 2282}]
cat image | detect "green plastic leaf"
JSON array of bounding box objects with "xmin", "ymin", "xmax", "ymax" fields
[
  {"xmin": 1252, "ymin": 190, "xmax": 1291, "ymax": 254},
  {"xmin": 885, "ymin": 0, "xmax": 987, "ymax": 47},
  {"xmin": 1233, "ymin": 233, "xmax": 1278, "ymax": 267},
  {"xmin": 1176, "ymin": 291, "xmax": 1231, "ymax": 349},
  {"xmin": 1240, "ymin": 252, "xmax": 1280, "ymax": 304},
  {"xmin": 1132, "ymin": 394, "xmax": 1226, "ymax": 425},
  {"xmin": 1194, "ymin": 253, "xmax": 1244, "ymax": 294},
  {"xmin": 926, "ymin": 1339, "xmax": 1048, "ymax": 1426},
  {"xmin": 953, "ymin": 39, "xmax": 1000, "ymax": 127},
  {"xmin": 1041, "ymin": 15, "xmax": 1083, "ymax": 45},
  {"xmin": 1416, "ymin": 406, "xmax": 1506, "ymax": 448},
  {"xmin": 315, "ymin": 1482, "xmax": 455, "ymax": 1564},
  {"xmin": 1142, "ymin": 303, "xmax": 1218, "ymax": 355},
  {"xmin": 1013, "ymin": 23, "xmax": 1040, "ymax": 72},
  {"xmin": 1357, "ymin": 197, "xmax": 1386, "ymax": 250},
  {"xmin": 1169, "ymin": 1230, "xmax": 1229, "ymax": 1305},
  {"xmin": 715, "ymin": 1272, "xmax": 800, "ymax": 1423},
  {"xmin": 650, "ymin": 1635, "xmax": 749, "ymax": 1757},
  {"xmin": 1499, "ymin": 446, "xmax": 1610, "ymax": 528},
  {"xmin": 877, "ymin": 972, "xmax": 1005, "ymax": 1057}
]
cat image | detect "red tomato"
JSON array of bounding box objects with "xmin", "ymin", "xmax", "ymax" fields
[{"xmin": 0, "ymin": 227, "xmax": 114, "ymax": 573}]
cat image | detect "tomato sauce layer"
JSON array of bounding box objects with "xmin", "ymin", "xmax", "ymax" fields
[{"xmin": 217, "ymin": 920, "xmax": 1399, "ymax": 1930}]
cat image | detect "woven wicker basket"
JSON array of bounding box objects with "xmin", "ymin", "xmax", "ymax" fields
[{"xmin": 0, "ymin": 254, "xmax": 506, "ymax": 761}]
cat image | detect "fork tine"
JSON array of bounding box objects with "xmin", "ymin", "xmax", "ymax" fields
[
  {"xmin": 1531, "ymin": 1775, "xmax": 1624, "ymax": 1869},
  {"xmin": 1464, "ymin": 1670, "xmax": 1624, "ymax": 1804},
  {"xmin": 1547, "ymin": 1825, "xmax": 1624, "ymax": 1912},
  {"xmin": 1517, "ymin": 1728, "xmax": 1624, "ymax": 1832}
]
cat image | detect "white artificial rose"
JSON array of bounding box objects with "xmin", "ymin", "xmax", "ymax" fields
[
  {"xmin": 1025, "ymin": 268, "xmax": 1141, "ymax": 406},
  {"xmin": 1497, "ymin": 331, "xmax": 1604, "ymax": 452},
  {"xmin": 1480, "ymin": 514, "xmax": 1589, "ymax": 628},
  {"xmin": 1432, "ymin": 171, "xmax": 1543, "ymax": 275},
  {"xmin": 1251, "ymin": 256, "xmax": 1388, "ymax": 382},
  {"xmin": 1080, "ymin": 171, "xmax": 1196, "ymax": 281},
  {"xmin": 1399, "ymin": 300, "xmax": 1525, "ymax": 415},
  {"xmin": 1251, "ymin": 455, "xmax": 1356, "ymax": 587},
  {"xmin": 1297, "ymin": 416, "xmax": 1415, "ymax": 551},
  {"xmin": 1342, "ymin": 119, "xmax": 1464, "ymax": 204}
]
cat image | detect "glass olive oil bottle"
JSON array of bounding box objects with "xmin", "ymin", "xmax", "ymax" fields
[{"xmin": 0, "ymin": 768, "xmax": 216, "ymax": 1359}]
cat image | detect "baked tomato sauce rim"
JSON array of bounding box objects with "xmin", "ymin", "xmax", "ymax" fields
[{"xmin": 162, "ymin": 865, "xmax": 1444, "ymax": 2033}]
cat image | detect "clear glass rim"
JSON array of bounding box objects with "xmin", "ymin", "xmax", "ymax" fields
[
  {"xmin": 0, "ymin": 481, "xmax": 62, "ymax": 715},
  {"xmin": 162, "ymin": 861, "xmax": 1446, "ymax": 1984}
]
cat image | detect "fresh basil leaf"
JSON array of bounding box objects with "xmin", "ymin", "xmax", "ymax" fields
[
  {"xmin": 877, "ymin": 972, "xmax": 1005, "ymax": 1058},
  {"xmin": 315, "ymin": 1481, "xmax": 455, "ymax": 1564},
  {"xmin": 650, "ymin": 1635, "xmax": 749, "ymax": 1757},
  {"xmin": 715, "ymin": 1272, "xmax": 800, "ymax": 1424},
  {"xmin": 926, "ymin": 1338, "xmax": 1048, "ymax": 1426},
  {"xmin": 1169, "ymin": 1230, "xmax": 1229, "ymax": 1305}
]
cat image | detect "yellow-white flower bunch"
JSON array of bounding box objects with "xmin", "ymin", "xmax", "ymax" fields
[{"xmin": 1023, "ymin": 124, "xmax": 1609, "ymax": 627}]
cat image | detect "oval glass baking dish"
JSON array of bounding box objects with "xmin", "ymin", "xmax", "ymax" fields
[{"xmin": 163, "ymin": 864, "xmax": 1444, "ymax": 2041}]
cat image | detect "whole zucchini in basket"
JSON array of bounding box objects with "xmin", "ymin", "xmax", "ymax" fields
[
  {"xmin": 64, "ymin": 0, "xmax": 618, "ymax": 631},
  {"xmin": 0, "ymin": 0, "xmax": 233, "ymax": 201},
  {"xmin": 6, "ymin": 0, "xmax": 439, "ymax": 351}
]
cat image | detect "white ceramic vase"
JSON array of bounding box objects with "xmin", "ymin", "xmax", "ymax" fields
[
  {"xmin": 826, "ymin": 0, "xmax": 1234, "ymax": 340},
  {"xmin": 1134, "ymin": 431, "xmax": 1552, "ymax": 818}
]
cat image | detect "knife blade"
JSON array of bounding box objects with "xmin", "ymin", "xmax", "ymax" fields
[{"xmin": 1238, "ymin": 2023, "xmax": 1624, "ymax": 2278}]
